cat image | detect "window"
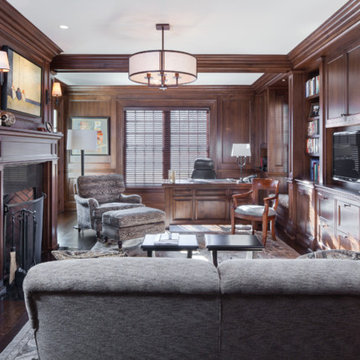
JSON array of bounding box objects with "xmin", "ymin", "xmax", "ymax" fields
[{"xmin": 125, "ymin": 109, "xmax": 209, "ymax": 185}]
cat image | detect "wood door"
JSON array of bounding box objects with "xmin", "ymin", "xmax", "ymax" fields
[
  {"xmin": 348, "ymin": 45, "xmax": 360, "ymax": 116},
  {"xmin": 326, "ymin": 55, "xmax": 346, "ymax": 121}
]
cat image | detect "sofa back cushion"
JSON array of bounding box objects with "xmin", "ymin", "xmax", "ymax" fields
[
  {"xmin": 24, "ymin": 258, "xmax": 221, "ymax": 360},
  {"xmin": 77, "ymin": 174, "xmax": 125, "ymax": 203},
  {"xmin": 218, "ymin": 259, "xmax": 360, "ymax": 360}
]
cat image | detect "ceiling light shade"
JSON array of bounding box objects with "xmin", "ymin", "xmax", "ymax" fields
[
  {"xmin": 52, "ymin": 82, "xmax": 62, "ymax": 97},
  {"xmin": 129, "ymin": 24, "xmax": 197, "ymax": 90},
  {"xmin": 0, "ymin": 51, "xmax": 10, "ymax": 72}
]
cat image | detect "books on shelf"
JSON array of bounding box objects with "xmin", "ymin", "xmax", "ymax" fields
[
  {"xmin": 307, "ymin": 119, "xmax": 319, "ymax": 137},
  {"xmin": 310, "ymin": 158, "xmax": 320, "ymax": 182},
  {"xmin": 305, "ymin": 75, "xmax": 320, "ymax": 97},
  {"xmin": 306, "ymin": 138, "xmax": 319, "ymax": 154}
]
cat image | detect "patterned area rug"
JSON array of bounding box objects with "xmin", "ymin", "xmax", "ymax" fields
[{"xmin": 2, "ymin": 226, "xmax": 299, "ymax": 359}]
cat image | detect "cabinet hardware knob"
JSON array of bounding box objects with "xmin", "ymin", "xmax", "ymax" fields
[{"xmin": 343, "ymin": 203, "xmax": 351, "ymax": 207}]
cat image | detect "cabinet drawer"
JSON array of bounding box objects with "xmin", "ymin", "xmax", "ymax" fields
[
  {"xmin": 317, "ymin": 192, "xmax": 334, "ymax": 223},
  {"xmin": 337, "ymin": 201, "xmax": 359, "ymax": 238},
  {"xmin": 337, "ymin": 230, "xmax": 360, "ymax": 251},
  {"xmin": 174, "ymin": 189, "xmax": 192, "ymax": 196},
  {"xmin": 195, "ymin": 189, "xmax": 227, "ymax": 197}
]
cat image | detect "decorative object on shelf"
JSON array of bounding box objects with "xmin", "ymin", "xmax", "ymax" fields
[
  {"xmin": 37, "ymin": 125, "xmax": 47, "ymax": 132},
  {"xmin": 231, "ymin": 143, "xmax": 251, "ymax": 183},
  {"xmin": 0, "ymin": 111, "xmax": 16, "ymax": 127},
  {"xmin": 52, "ymin": 81, "xmax": 62, "ymax": 106},
  {"xmin": 129, "ymin": 23, "xmax": 197, "ymax": 90},
  {"xmin": 307, "ymin": 118, "xmax": 319, "ymax": 136},
  {"xmin": 168, "ymin": 169, "xmax": 176, "ymax": 183},
  {"xmin": 0, "ymin": 50, "xmax": 10, "ymax": 86},
  {"xmin": 70, "ymin": 117, "xmax": 110, "ymax": 155},
  {"xmin": 45, "ymin": 121, "xmax": 53, "ymax": 133},
  {"xmin": 309, "ymin": 102, "xmax": 320, "ymax": 117},
  {"xmin": 1, "ymin": 47, "xmax": 42, "ymax": 117},
  {"xmin": 67, "ymin": 129, "xmax": 97, "ymax": 176}
]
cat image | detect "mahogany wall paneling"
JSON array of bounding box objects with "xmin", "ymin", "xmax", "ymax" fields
[
  {"xmin": 267, "ymin": 88, "xmax": 289, "ymax": 175},
  {"xmin": 295, "ymin": 180, "xmax": 316, "ymax": 251},
  {"xmin": 218, "ymin": 96, "xmax": 252, "ymax": 177},
  {"xmin": 347, "ymin": 44, "xmax": 360, "ymax": 116},
  {"xmin": 252, "ymin": 93, "xmax": 266, "ymax": 170},
  {"xmin": 326, "ymin": 54, "xmax": 346, "ymax": 122}
]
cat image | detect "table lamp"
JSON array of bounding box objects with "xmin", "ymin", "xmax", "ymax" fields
[
  {"xmin": 231, "ymin": 143, "xmax": 251, "ymax": 183},
  {"xmin": 67, "ymin": 129, "xmax": 97, "ymax": 176}
]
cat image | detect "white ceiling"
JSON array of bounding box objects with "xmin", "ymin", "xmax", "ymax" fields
[
  {"xmin": 8, "ymin": 0, "xmax": 348, "ymax": 85},
  {"xmin": 55, "ymin": 72, "xmax": 264, "ymax": 86}
]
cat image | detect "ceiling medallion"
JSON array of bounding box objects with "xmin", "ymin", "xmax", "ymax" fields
[{"xmin": 128, "ymin": 24, "xmax": 197, "ymax": 90}]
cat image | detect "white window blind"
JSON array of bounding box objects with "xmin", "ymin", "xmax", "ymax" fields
[
  {"xmin": 170, "ymin": 110, "xmax": 208, "ymax": 180},
  {"xmin": 125, "ymin": 109, "xmax": 209, "ymax": 185}
]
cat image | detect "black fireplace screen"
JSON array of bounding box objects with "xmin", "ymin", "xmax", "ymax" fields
[{"xmin": 3, "ymin": 194, "xmax": 45, "ymax": 282}]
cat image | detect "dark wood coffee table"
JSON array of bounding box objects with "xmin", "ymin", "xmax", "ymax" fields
[
  {"xmin": 141, "ymin": 233, "xmax": 198, "ymax": 258},
  {"xmin": 205, "ymin": 234, "xmax": 264, "ymax": 266}
]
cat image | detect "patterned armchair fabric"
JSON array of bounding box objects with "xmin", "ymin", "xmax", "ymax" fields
[{"xmin": 74, "ymin": 174, "xmax": 143, "ymax": 236}]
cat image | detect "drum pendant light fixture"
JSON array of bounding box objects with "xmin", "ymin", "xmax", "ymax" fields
[{"xmin": 129, "ymin": 24, "xmax": 197, "ymax": 90}]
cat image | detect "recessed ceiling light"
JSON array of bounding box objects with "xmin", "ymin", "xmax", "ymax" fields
[{"xmin": 59, "ymin": 25, "xmax": 69, "ymax": 30}]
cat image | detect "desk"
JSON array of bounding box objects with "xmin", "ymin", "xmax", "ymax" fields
[{"xmin": 163, "ymin": 180, "xmax": 251, "ymax": 226}]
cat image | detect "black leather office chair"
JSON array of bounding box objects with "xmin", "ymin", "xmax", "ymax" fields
[{"xmin": 191, "ymin": 158, "xmax": 216, "ymax": 179}]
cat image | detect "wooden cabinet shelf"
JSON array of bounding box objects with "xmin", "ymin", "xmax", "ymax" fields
[{"xmin": 306, "ymin": 94, "xmax": 320, "ymax": 101}]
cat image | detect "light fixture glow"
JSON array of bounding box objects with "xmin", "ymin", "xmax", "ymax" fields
[
  {"xmin": 59, "ymin": 25, "xmax": 69, "ymax": 30},
  {"xmin": 52, "ymin": 82, "xmax": 62, "ymax": 97},
  {"xmin": 129, "ymin": 24, "xmax": 197, "ymax": 90},
  {"xmin": 0, "ymin": 51, "xmax": 10, "ymax": 72}
]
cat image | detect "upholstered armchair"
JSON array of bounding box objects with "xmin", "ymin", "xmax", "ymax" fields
[
  {"xmin": 231, "ymin": 178, "xmax": 279, "ymax": 246},
  {"xmin": 74, "ymin": 174, "xmax": 143, "ymax": 237}
]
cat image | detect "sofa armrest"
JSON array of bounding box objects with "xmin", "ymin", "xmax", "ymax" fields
[
  {"xmin": 74, "ymin": 194, "xmax": 99, "ymax": 208},
  {"xmin": 119, "ymin": 193, "xmax": 142, "ymax": 203}
]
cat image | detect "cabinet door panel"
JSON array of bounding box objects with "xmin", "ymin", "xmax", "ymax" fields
[
  {"xmin": 318, "ymin": 223, "xmax": 338, "ymax": 250},
  {"xmin": 338, "ymin": 230, "xmax": 360, "ymax": 251},
  {"xmin": 327, "ymin": 55, "xmax": 346, "ymax": 120},
  {"xmin": 173, "ymin": 199, "xmax": 193, "ymax": 220},
  {"xmin": 348, "ymin": 45, "xmax": 360, "ymax": 116},
  {"xmin": 337, "ymin": 201, "xmax": 359, "ymax": 238},
  {"xmin": 196, "ymin": 200, "xmax": 227, "ymax": 220}
]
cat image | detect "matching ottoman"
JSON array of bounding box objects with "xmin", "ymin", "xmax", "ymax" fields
[{"xmin": 102, "ymin": 207, "xmax": 166, "ymax": 244}]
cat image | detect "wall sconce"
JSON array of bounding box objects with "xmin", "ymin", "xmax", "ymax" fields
[
  {"xmin": 0, "ymin": 50, "xmax": 10, "ymax": 86},
  {"xmin": 47, "ymin": 81, "xmax": 62, "ymax": 106}
]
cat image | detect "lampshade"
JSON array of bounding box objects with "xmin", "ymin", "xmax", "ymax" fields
[
  {"xmin": 128, "ymin": 24, "xmax": 197, "ymax": 89},
  {"xmin": 231, "ymin": 143, "xmax": 251, "ymax": 157},
  {"xmin": 66, "ymin": 129, "xmax": 97, "ymax": 151},
  {"xmin": 52, "ymin": 82, "xmax": 62, "ymax": 97},
  {"xmin": 0, "ymin": 51, "xmax": 10, "ymax": 72}
]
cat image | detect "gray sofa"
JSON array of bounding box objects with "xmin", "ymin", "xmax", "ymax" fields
[{"xmin": 24, "ymin": 258, "xmax": 360, "ymax": 360}]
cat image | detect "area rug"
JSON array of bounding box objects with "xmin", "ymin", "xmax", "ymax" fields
[{"xmin": 0, "ymin": 322, "xmax": 37, "ymax": 360}]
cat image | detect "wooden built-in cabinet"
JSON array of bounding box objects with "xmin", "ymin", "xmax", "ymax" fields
[
  {"xmin": 326, "ymin": 44, "xmax": 360, "ymax": 128},
  {"xmin": 316, "ymin": 186, "xmax": 360, "ymax": 251}
]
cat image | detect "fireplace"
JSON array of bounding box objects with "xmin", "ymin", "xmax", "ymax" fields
[
  {"xmin": 3, "ymin": 164, "xmax": 45, "ymax": 291},
  {"xmin": 0, "ymin": 127, "xmax": 62, "ymax": 296}
]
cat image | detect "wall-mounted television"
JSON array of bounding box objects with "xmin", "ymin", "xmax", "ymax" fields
[{"xmin": 333, "ymin": 130, "xmax": 360, "ymax": 183}]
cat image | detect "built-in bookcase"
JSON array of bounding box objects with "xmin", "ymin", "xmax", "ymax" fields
[{"xmin": 305, "ymin": 73, "xmax": 320, "ymax": 182}]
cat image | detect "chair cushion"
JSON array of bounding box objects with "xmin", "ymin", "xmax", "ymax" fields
[
  {"xmin": 102, "ymin": 207, "xmax": 165, "ymax": 228},
  {"xmin": 93, "ymin": 202, "xmax": 144, "ymax": 219},
  {"xmin": 235, "ymin": 205, "xmax": 276, "ymax": 217}
]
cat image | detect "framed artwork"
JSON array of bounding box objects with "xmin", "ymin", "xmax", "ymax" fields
[
  {"xmin": 309, "ymin": 102, "xmax": 320, "ymax": 118},
  {"xmin": 71, "ymin": 117, "xmax": 110, "ymax": 155},
  {"xmin": 1, "ymin": 47, "xmax": 42, "ymax": 117}
]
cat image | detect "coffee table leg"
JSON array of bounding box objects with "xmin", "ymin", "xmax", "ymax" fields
[
  {"xmin": 212, "ymin": 250, "xmax": 218, "ymax": 267},
  {"xmin": 187, "ymin": 250, "xmax": 192, "ymax": 259},
  {"xmin": 147, "ymin": 250, "xmax": 152, "ymax": 257}
]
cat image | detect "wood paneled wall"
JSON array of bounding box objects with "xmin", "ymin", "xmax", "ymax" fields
[
  {"xmin": 64, "ymin": 86, "xmax": 256, "ymax": 210},
  {"xmin": 0, "ymin": 0, "xmax": 61, "ymax": 129}
]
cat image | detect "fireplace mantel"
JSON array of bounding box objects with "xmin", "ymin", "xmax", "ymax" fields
[{"xmin": 0, "ymin": 127, "xmax": 63, "ymax": 295}]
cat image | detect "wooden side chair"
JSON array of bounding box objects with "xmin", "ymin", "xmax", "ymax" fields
[{"xmin": 231, "ymin": 178, "xmax": 280, "ymax": 245}]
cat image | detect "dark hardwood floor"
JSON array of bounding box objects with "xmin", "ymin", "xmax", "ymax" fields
[{"xmin": 0, "ymin": 211, "xmax": 96, "ymax": 353}]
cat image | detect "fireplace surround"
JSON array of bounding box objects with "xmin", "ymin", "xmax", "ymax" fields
[{"xmin": 0, "ymin": 127, "xmax": 62, "ymax": 295}]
